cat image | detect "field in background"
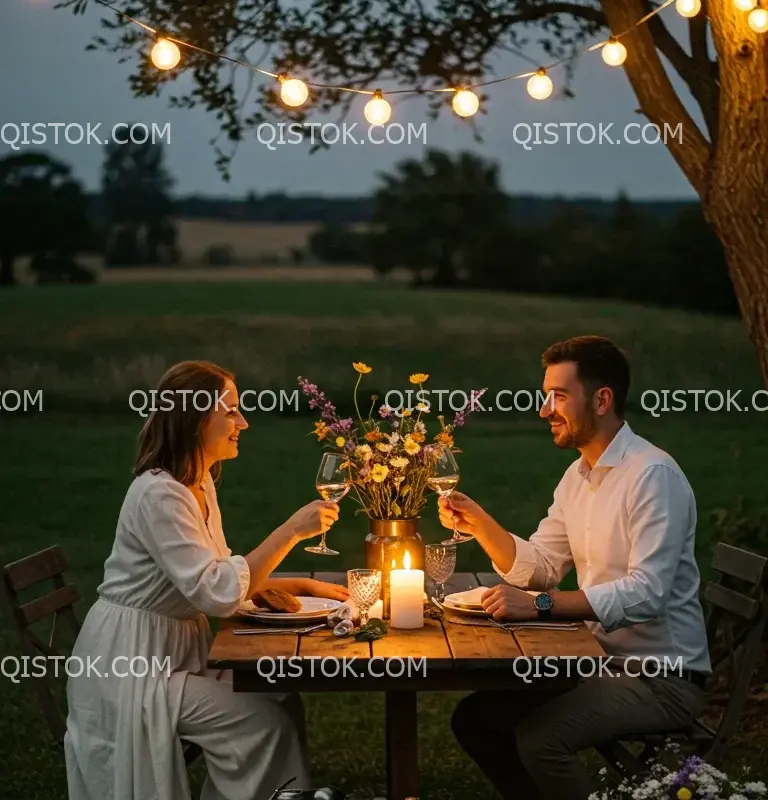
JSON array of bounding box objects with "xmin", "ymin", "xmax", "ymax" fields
[{"xmin": 1, "ymin": 281, "xmax": 766, "ymax": 798}]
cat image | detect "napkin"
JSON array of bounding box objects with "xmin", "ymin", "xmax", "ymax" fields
[{"xmin": 446, "ymin": 586, "xmax": 539, "ymax": 606}]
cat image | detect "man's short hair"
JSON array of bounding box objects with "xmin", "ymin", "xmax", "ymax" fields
[{"xmin": 541, "ymin": 335, "xmax": 630, "ymax": 417}]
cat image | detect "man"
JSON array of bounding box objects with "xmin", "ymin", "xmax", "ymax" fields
[{"xmin": 442, "ymin": 335, "xmax": 710, "ymax": 800}]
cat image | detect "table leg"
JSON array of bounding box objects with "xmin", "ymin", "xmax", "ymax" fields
[{"xmin": 385, "ymin": 691, "xmax": 418, "ymax": 800}]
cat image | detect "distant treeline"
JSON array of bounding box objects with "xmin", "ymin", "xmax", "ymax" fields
[{"xmin": 83, "ymin": 191, "xmax": 697, "ymax": 228}]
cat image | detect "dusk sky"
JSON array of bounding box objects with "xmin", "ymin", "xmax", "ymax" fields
[{"xmin": 2, "ymin": 0, "xmax": 705, "ymax": 200}]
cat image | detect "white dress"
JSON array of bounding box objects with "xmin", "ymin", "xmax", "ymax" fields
[{"xmin": 64, "ymin": 468, "xmax": 310, "ymax": 800}]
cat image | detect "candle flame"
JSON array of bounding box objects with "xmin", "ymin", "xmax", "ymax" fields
[{"xmin": 404, "ymin": 550, "xmax": 411, "ymax": 570}]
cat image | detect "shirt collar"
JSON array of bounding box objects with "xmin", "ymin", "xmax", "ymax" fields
[{"xmin": 577, "ymin": 421, "xmax": 634, "ymax": 479}]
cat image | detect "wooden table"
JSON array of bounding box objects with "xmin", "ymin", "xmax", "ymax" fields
[{"xmin": 208, "ymin": 572, "xmax": 605, "ymax": 800}]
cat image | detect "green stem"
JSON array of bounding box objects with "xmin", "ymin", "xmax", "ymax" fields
[{"xmin": 353, "ymin": 373, "xmax": 365, "ymax": 425}]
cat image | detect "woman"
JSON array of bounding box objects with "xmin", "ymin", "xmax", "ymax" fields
[{"xmin": 64, "ymin": 360, "xmax": 347, "ymax": 800}]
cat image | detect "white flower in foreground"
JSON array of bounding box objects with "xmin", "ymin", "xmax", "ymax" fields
[{"xmin": 744, "ymin": 783, "xmax": 767, "ymax": 796}]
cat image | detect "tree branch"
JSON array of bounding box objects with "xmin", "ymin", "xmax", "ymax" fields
[
  {"xmin": 644, "ymin": 11, "xmax": 719, "ymax": 138},
  {"xmin": 601, "ymin": 0, "xmax": 712, "ymax": 197}
]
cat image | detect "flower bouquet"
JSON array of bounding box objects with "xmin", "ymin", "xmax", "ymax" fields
[
  {"xmin": 589, "ymin": 744, "xmax": 766, "ymax": 800},
  {"xmin": 297, "ymin": 362, "xmax": 484, "ymax": 521},
  {"xmin": 298, "ymin": 362, "xmax": 485, "ymax": 617}
]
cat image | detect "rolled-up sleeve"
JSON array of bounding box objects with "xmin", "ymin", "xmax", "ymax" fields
[
  {"xmin": 135, "ymin": 482, "xmax": 251, "ymax": 618},
  {"xmin": 583, "ymin": 464, "xmax": 690, "ymax": 633},
  {"xmin": 493, "ymin": 487, "xmax": 573, "ymax": 590}
]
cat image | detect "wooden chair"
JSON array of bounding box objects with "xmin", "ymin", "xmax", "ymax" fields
[
  {"xmin": 1, "ymin": 545, "xmax": 202, "ymax": 765},
  {"xmin": 597, "ymin": 541, "xmax": 768, "ymax": 775}
]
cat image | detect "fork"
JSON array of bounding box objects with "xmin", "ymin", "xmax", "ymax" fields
[{"xmin": 232, "ymin": 623, "xmax": 327, "ymax": 636}]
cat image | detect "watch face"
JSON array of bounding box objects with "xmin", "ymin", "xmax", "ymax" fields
[{"xmin": 534, "ymin": 593, "xmax": 553, "ymax": 611}]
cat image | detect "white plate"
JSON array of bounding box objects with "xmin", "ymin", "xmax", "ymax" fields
[
  {"xmin": 235, "ymin": 597, "xmax": 342, "ymax": 625},
  {"xmin": 444, "ymin": 588, "xmax": 539, "ymax": 613}
]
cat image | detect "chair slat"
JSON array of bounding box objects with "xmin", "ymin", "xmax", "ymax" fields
[
  {"xmin": 704, "ymin": 582, "xmax": 759, "ymax": 619},
  {"xmin": 712, "ymin": 543, "xmax": 767, "ymax": 585},
  {"xmin": 3, "ymin": 545, "xmax": 69, "ymax": 592},
  {"xmin": 18, "ymin": 585, "xmax": 80, "ymax": 627}
]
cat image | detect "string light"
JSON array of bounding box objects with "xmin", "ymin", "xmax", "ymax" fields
[
  {"xmin": 87, "ymin": 0, "xmax": 684, "ymax": 123},
  {"xmin": 675, "ymin": 0, "xmax": 701, "ymax": 17},
  {"xmin": 150, "ymin": 37, "xmax": 180, "ymax": 70},
  {"xmin": 527, "ymin": 69, "xmax": 553, "ymax": 100},
  {"xmin": 452, "ymin": 88, "xmax": 479, "ymax": 117},
  {"xmin": 601, "ymin": 38, "xmax": 627, "ymax": 66},
  {"xmin": 278, "ymin": 76, "xmax": 309, "ymax": 107},
  {"xmin": 748, "ymin": 4, "xmax": 768, "ymax": 30},
  {"xmin": 734, "ymin": 0, "xmax": 757, "ymax": 10},
  {"xmin": 364, "ymin": 90, "xmax": 392, "ymax": 125}
]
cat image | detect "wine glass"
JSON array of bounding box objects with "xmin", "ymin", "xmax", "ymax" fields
[
  {"xmin": 305, "ymin": 452, "xmax": 349, "ymax": 555},
  {"xmin": 425, "ymin": 543, "xmax": 457, "ymax": 603},
  {"xmin": 347, "ymin": 569, "xmax": 381, "ymax": 626},
  {"xmin": 427, "ymin": 445, "xmax": 472, "ymax": 544}
]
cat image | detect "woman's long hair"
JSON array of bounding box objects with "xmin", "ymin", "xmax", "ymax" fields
[{"xmin": 133, "ymin": 360, "xmax": 235, "ymax": 487}]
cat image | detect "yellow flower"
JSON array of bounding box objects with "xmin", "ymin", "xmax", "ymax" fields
[
  {"xmin": 313, "ymin": 421, "xmax": 330, "ymax": 440},
  {"xmin": 353, "ymin": 362, "xmax": 372, "ymax": 374},
  {"xmin": 404, "ymin": 437, "xmax": 421, "ymax": 455},
  {"xmin": 335, "ymin": 436, "xmax": 346, "ymax": 447},
  {"xmin": 371, "ymin": 464, "xmax": 389, "ymax": 482},
  {"xmin": 435, "ymin": 431, "xmax": 455, "ymax": 448},
  {"xmin": 390, "ymin": 456, "xmax": 409, "ymax": 469},
  {"xmin": 409, "ymin": 373, "xmax": 429, "ymax": 384},
  {"xmin": 677, "ymin": 789, "xmax": 692, "ymax": 800},
  {"xmin": 415, "ymin": 402, "xmax": 430, "ymax": 412},
  {"xmin": 355, "ymin": 444, "xmax": 372, "ymax": 461},
  {"xmin": 400, "ymin": 408, "xmax": 412, "ymax": 418},
  {"xmin": 411, "ymin": 431, "xmax": 425, "ymax": 443},
  {"xmin": 376, "ymin": 442, "xmax": 393, "ymax": 453}
]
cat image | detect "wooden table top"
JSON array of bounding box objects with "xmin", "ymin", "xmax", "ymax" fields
[{"xmin": 208, "ymin": 572, "xmax": 605, "ymax": 693}]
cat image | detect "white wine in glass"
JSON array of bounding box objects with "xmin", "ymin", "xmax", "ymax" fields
[
  {"xmin": 306, "ymin": 452, "xmax": 349, "ymax": 555},
  {"xmin": 428, "ymin": 446, "xmax": 472, "ymax": 544}
]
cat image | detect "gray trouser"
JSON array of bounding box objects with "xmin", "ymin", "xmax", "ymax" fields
[{"xmin": 451, "ymin": 672, "xmax": 706, "ymax": 800}]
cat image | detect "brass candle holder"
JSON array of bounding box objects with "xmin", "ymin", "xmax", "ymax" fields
[{"xmin": 364, "ymin": 518, "xmax": 424, "ymax": 618}]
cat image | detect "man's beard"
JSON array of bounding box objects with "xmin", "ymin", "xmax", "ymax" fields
[{"xmin": 550, "ymin": 410, "xmax": 598, "ymax": 450}]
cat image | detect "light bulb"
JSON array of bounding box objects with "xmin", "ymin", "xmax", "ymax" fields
[
  {"xmin": 279, "ymin": 77, "xmax": 309, "ymax": 107},
  {"xmin": 602, "ymin": 39, "xmax": 627, "ymax": 66},
  {"xmin": 364, "ymin": 91, "xmax": 392, "ymax": 125},
  {"xmin": 735, "ymin": 0, "xmax": 757, "ymax": 10},
  {"xmin": 151, "ymin": 38, "xmax": 181, "ymax": 70},
  {"xmin": 676, "ymin": 0, "xmax": 701, "ymax": 17},
  {"xmin": 452, "ymin": 89, "xmax": 479, "ymax": 118},
  {"xmin": 527, "ymin": 70, "xmax": 553, "ymax": 100},
  {"xmin": 748, "ymin": 6, "xmax": 768, "ymax": 30}
]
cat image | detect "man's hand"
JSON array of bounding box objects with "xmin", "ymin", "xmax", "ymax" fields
[
  {"xmin": 437, "ymin": 492, "xmax": 493, "ymax": 538},
  {"xmin": 481, "ymin": 584, "xmax": 538, "ymax": 621}
]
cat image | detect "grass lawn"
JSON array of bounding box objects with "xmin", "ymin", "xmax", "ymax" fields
[{"xmin": 1, "ymin": 281, "xmax": 767, "ymax": 798}]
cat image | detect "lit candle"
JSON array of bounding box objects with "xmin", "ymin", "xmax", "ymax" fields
[
  {"xmin": 369, "ymin": 600, "xmax": 384, "ymax": 620},
  {"xmin": 390, "ymin": 550, "xmax": 424, "ymax": 629}
]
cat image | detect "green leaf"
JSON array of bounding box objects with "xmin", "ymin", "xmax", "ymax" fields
[{"xmin": 354, "ymin": 618, "xmax": 389, "ymax": 641}]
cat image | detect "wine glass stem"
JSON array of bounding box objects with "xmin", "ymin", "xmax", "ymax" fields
[
  {"xmin": 360, "ymin": 608, "xmax": 369, "ymax": 626},
  {"xmin": 436, "ymin": 582, "xmax": 445, "ymax": 603}
]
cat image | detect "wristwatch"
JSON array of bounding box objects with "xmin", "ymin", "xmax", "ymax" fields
[{"xmin": 533, "ymin": 592, "xmax": 554, "ymax": 620}]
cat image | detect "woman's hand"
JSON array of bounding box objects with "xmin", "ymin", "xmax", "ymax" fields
[
  {"xmin": 282, "ymin": 499, "xmax": 340, "ymax": 542},
  {"xmin": 301, "ymin": 578, "xmax": 350, "ymax": 602}
]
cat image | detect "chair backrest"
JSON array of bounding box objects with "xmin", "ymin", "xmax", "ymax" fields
[
  {"xmin": 702, "ymin": 542, "xmax": 768, "ymax": 764},
  {"xmin": 1, "ymin": 545, "xmax": 82, "ymax": 744}
]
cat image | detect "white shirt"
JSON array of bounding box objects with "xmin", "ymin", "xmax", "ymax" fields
[{"xmin": 494, "ymin": 422, "xmax": 711, "ymax": 673}]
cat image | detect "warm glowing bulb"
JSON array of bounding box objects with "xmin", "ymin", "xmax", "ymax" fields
[
  {"xmin": 748, "ymin": 6, "xmax": 768, "ymax": 30},
  {"xmin": 602, "ymin": 40, "xmax": 627, "ymax": 66},
  {"xmin": 364, "ymin": 92, "xmax": 392, "ymax": 125},
  {"xmin": 280, "ymin": 78, "xmax": 309, "ymax": 107},
  {"xmin": 151, "ymin": 38, "xmax": 181, "ymax": 70},
  {"xmin": 403, "ymin": 550, "xmax": 412, "ymax": 570},
  {"xmin": 676, "ymin": 0, "xmax": 701, "ymax": 17},
  {"xmin": 527, "ymin": 70, "xmax": 553, "ymax": 100},
  {"xmin": 735, "ymin": 0, "xmax": 757, "ymax": 10},
  {"xmin": 452, "ymin": 89, "xmax": 479, "ymax": 118}
]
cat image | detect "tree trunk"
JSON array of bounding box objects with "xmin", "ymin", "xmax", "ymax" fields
[{"xmin": 0, "ymin": 249, "xmax": 16, "ymax": 287}]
